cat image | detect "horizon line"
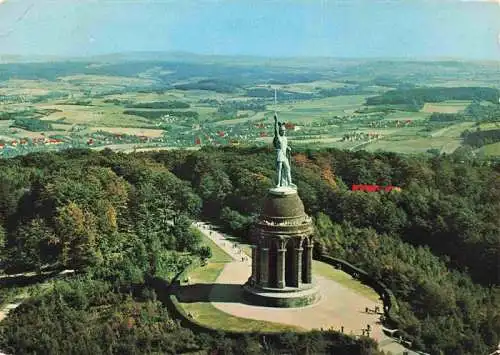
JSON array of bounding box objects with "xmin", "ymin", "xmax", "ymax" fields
[{"xmin": 0, "ymin": 50, "xmax": 499, "ymax": 63}]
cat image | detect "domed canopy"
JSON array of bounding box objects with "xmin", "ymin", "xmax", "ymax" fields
[
  {"xmin": 254, "ymin": 187, "xmax": 313, "ymax": 239},
  {"xmin": 262, "ymin": 188, "xmax": 306, "ymax": 219}
]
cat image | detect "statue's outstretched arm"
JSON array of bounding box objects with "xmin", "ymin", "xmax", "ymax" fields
[{"xmin": 274, "ymin": 113, "xmax": 279, "ymax": 137}]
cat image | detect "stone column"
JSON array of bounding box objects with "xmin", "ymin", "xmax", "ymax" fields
[
  {"xmin": 304, "ymin": 238, "xmax": 313, "ymax": 284},
  {"xmin": 276, "ymin": 239, "xmax": 286, "ymax": 289},
  {"xmin": 251, "ymin": 245, "xmax": 257, "ymax": 284},
  {"xmin": 259, "ymin": 247, "xmax": 269, "ymax": 287},
  {"xmin": 293, "ymin": 245, "xmax": 303, "ymax": 288},
  {"xmin": 255, "ymin": 245, "xmax": 260, "ymax": 284}
]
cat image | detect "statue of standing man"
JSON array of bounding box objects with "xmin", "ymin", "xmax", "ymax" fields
[{"xmin": 273, "ymin": 113, "xmax": 294, "ymax": 188}]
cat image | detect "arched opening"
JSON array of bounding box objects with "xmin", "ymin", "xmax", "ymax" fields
[
  {"xmin": 301, "ymin": 237, "xmax": 309, "ymax": 284},
  {"xmin": 285, "ymin": 239, "xmax": 294, "ymax": 287},
  {"xmin": 268, "ymin": 241, "xmax": 277, "ymax": 288}
]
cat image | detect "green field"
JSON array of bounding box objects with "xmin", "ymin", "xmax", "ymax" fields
[
  {"xmin": 421, "ymin": 100, "xmax": 471, "ymax": 114},
  {"xmin": 364, "ymin": 136, "xmax": 461, "ymax": 154},
  {"xmin": 479, "ymin": 142, "xmax": 500, "ymax": 157},
  {"xmin": 384, "ymin": 111, "xmax": 430, "ymax": 121},
  {"xmin": 274, "ymin": 95, "xmax": 369, "ymax": 124},
  {"xmin": 478, "ymin": 122, "xmax": 500, "ymax": 130}
]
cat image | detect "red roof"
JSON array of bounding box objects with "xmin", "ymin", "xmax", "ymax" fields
[{"xmin": 352, "ymin": 184, "xmax": 401, "ymax": 192}]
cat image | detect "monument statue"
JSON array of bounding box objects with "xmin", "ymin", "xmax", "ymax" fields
[
  {"xmin": 242, "ymin": 108, "xmax": 318, "ymax": 308},
  {"xmin": 273, "ymin": 113, "xmax": 294, "ymax": 188}
]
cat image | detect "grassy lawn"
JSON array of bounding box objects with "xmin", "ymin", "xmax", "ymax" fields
[
  {"xmin": 183, "ymin": 301, "xmax": 304, "ymax": 333},
  {"xmin": 187, "ymin": 262, "xmax": 227, "ymax": 284},
  {"xmin": 179, "ymin": 230, "xmax": 232, "ymax": 284},
  {"xmin": 198, "ymin": 232, "xmax": 233, "ymax": 264},
  {"xmin": 312, "ymin": 261, "xmax": 380, "ymax": 302}
]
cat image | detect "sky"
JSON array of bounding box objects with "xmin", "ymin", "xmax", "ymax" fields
[{"xmin": 0, "ymin": 0, "xmax": 499, "ymax": 60}]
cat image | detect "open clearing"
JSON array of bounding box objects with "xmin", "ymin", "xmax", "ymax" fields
[
  {"xmin": 478, "ymin": 122, "xmax": 500, "ymax": 130},
  {"xmin": 88, "ymin": 126, "xmax": 165, "ymax": 137},
  {"xmin": 479, "ymin": 142, "xmax": 500, "ymax": 156},
  {"xmin": 177, "ymin": 230, "xmax": 300, "ymax": 332},
  {"xmin": 184, "ymin": 223, "xmax": 413, "ymax": 354},
  {"xmin": 421, "ymin": 100, "xmax": 471, "ymax": 113},
  {"xmin": 429, "ymin": 122, "xmax": 475, "ymax": 138}
]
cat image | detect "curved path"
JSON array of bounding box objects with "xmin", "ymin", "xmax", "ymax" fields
[{"xmin": 194, "ymin": 222, "xmax": 416, "ymax": 355}]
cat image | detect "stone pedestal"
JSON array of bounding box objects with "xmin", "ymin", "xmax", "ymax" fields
[{"xmin": 244, "ymin": 187, "xmax": 319, "ymax": 308}]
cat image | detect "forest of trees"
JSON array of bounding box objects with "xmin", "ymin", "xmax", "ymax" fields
[
  {"xmin": 11, "ymin": 117, "xmax": 54, "ymax": 132},
  {"xmin": 464, "ymin": 101, "xmax": 500, "ymax": 121},
  {"xmin": 429, "ymin": 113, "xmax": 466, "ymax": 122},
  {"xmin": 0, "ymin": 147, "xmax": 498, "ymax": 354},
  {"xmin": 317, "ymin": 85, "xmax": 372, "ymax": 98},
  {"xmin": 145, "ymin": 146, "xmax": 499, "ymax": 354},
  {"xmin": 174, "ymin": 79, "xmax": 241, "ymax": 94},
  {"xmin": 125, "ymin": 101, "xmax": 190, "ymax": 109},
  {"xmin": 461, "ymin": 128, "xmax": 500, "ymax": 148},
  {"xmin": 0, "ymin": 148, "xmax": 381, "ymax": 355},
  {"xmin": 366, "ymin": 87, "xmax": 499, "ymax": 107}
]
